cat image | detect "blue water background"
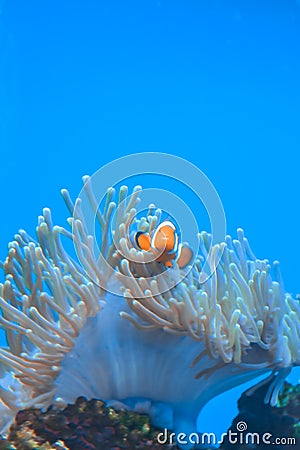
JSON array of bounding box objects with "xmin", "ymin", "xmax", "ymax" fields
[{"xmin": 0, "ymin": 0, "xmax": 300, "ymax": 440}]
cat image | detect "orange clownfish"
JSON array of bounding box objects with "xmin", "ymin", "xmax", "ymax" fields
[{"xmin": 133, "ymin": 220, "xmax": 193, "ymax": 269}]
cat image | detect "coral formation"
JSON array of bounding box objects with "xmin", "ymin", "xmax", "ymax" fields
[
  {"xmin": 220, "ymin": 380, "xmax": 300, "ymax": 449},
  {"xmin": 0, "ymin": 397, "xmax": 179, "ymax": 450}
]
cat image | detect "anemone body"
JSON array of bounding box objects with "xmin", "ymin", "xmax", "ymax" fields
[{"xmin": 55, "ymin": 291, "xmax": 271, "ymax": 444}]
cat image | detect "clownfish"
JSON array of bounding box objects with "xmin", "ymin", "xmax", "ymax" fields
[{"xmin": 133, "ymin": 220, "xmax": 193, "ymax": 269}]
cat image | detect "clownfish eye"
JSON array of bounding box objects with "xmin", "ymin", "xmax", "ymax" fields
[{"xmin": 135, "ymin": 231, "xmax": 151, "ymax": 251}]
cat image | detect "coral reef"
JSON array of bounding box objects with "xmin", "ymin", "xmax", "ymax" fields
[
  {"xmin": 0, "ymin": 381, "xmax": 299, "ymax": 450},
  {"xmin": 0, "ymin": 397, "xmax": 179, "ymax": 450},
  {"xmin": 220, "ymin": 380, "xmax": 300, "ymax": 449}
]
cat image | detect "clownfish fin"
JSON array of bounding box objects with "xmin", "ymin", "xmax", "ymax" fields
[
  {"xmin": 135, "ymin": 231, "xmax": 151, "ymax": 251},
  {"xmin": 177, "ymin": 244, "xmax": 193, "ymax": 269},
  {"xmin": 164, "ymin": 260, "xmax": 174, "ymax": 268}
]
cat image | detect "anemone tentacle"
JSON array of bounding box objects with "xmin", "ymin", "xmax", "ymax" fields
[
  {"xmin": 118, "ymin": 228, "xmax": 300, "ymax": 372},
  {"xmin": 0, "ymin": 209, "xmax": 103, "ymax": 431}
]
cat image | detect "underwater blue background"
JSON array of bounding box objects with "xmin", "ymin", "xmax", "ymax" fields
[{"xmin": 0, "ymin": 0, "xmax": 300, "ymax": 441}]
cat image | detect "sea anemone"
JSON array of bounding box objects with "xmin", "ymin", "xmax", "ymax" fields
[{"xmin": 0, "ymin": 176, "xmax": 299, "ymax": 447}]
